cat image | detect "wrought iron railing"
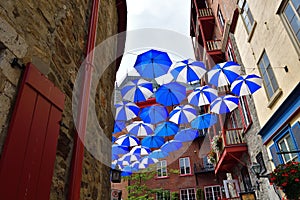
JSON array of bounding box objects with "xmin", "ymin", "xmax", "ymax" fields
[{"xmin": 198, "ymin": 8, "xmax": 213, "ymax": 17}]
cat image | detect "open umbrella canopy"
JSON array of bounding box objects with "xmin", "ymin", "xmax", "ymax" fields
[
  {"xmin": 171, "ymin": 58, "xmax": 206, "ymax": 83},
  {"xmin": 155, "ymin": 82, "xmax": 186, "ymax": 106},
  {"xmin": 112, "ymin": 120, "xmax": 126, "ymax": 134},
  {"xmin": 118, "ymin": 153, "xmax": 141, "ymax": 166},
  {"xmin": 115, "ymin": 101, "xmax": 140, "ymax": 121},
  {"xmin": 187, "ymin": 85, "xmax": 218, "ymax": 106},
  {"xmin": 112, "ymin": 144, "xmax": 129, "ymax": 155},
  {"xmin": 230, "ymin": 74, "xmax": 262, "ymax": 96},
  {"xmin": 191, "ymin": 113, "xmax": 217, "ymax": 130},
  {"xmin": 115, "ymin": 134, "xmax": 140, "ymax": 147},
  {"xmin": 148, "ymin": 149, "xmax": 169, "ymax": 159},
  {"xmin": 141, "ymin": 135, "xmax": 165, "ymax": 148},
  {"xmin": 160, "ymin": 140, "xmax": 183, "ymax": 153},
  {"xmin": 140, "ymin": 156, "xmax": 159, "ymax": 165},
  {"xmin": 169, "ymin": 104, "xmax": 197, "ymax": 125},
  {"xmin": 207, "ymin": 61, "xmax": 241, "ymax": 87},
  {"xmin": 140, "ymin": 105, "xmax": 169, "ymax": 124},
  {"xmin": 154, "ymin": 121, "xmax": 179, "ymax": 137},
  {"xmin": 121, "ymin": 79, "xmax": 153, "ymax": 103},
  {"xmin": 129, "ymin": 145, "xmax": 152, "ymax": 156},
  {"xmin": 131, "ymin": 161, "xmax": 149, "ymax": 170},
  {"xmin": 122, "ymin": 165, "xmax": 138, "ymax": 173},
  {"xmin": 174, "ymin": 128, "xmax": 199, "ymax": 142},
  {"xmin": 134, "ymin": 49, "xmax": 172, "ymax": 79},
  {"xmin": 126, "ymin": 121, "xmax": 154, "ymax": 137},
  {"xmin": 210, "ymin": 95, "xmax": 239, "ymax": 114}
]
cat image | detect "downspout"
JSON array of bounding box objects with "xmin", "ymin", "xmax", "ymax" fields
[{"xmin": 68, "ymin": 0, "xmax": 100, "ymax": 199}]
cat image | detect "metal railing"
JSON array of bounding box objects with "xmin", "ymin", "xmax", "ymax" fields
[{"xmin": 223, "ymin": 128, "xmax": 245, "ymax": 147}]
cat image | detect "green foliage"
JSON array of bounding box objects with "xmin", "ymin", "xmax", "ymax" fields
[
  {"xmin": 171, "ymin": 192, "xmax": 179, "ymax": 200},
  {"xmin": 270, "ymin": 161, "xmax": 300, "ymax": 199},
  {"xmin": 196, "ymin": 188, "xmax": 205, "ymax": 200}
]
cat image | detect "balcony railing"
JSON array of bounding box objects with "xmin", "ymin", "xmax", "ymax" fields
[
  {"xmin": 206, "ymin": 40, "xmax": 222, "ymax": 51},
  {"xmin": 223, "ymin": 128, "xmax": 245, "ymax": 146},
  {"xmin": 198, "ymin": 8, "xmax": 213, "ymax": 18}
]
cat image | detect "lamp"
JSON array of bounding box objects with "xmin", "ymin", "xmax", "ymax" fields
[
  {"xmin": 250, "ymin": 162, "xmax": 269, "ymax": 179},
  {"xmin": 111, "ymin": 165, "xmax": 121, "ymax": 183}
]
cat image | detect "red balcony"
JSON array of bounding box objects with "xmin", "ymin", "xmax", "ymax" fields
[
  {"xmin": 214, "ymin": 128, "xmax": 248, "ymax": 174},
  {"xmin": 198, "ymin": 8, "xmax": 214, "ymax": 40}
]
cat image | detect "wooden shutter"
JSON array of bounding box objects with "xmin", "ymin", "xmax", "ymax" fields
[
  {"xmin": 269, "ymin": 144, "xmax": 280, "ymax": 167},
  {"xmin": 0, "ymin": 63, "xmax": 65, "ymax": 200}
]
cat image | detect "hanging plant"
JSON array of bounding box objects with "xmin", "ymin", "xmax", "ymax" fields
[
  {"xmin": 270, "ymin": 161, "xmax": 300, "ymax": 200},
  {"xmin": 211, "ymin": 135, "xmax": 222, "ymax": 152},
  {"xmin": 207, "ymin": 150, "xmax": 217, "ymax": 164}
]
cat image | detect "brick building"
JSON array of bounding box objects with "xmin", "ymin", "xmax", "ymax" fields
[{"xmin": 0, "ymin": 0, "xmax": 127, "ymax": 199}]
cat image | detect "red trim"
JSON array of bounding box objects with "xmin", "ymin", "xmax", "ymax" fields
[{"xmin": 68, "ymin": 0, "xmax": 100, "ymax": 199}]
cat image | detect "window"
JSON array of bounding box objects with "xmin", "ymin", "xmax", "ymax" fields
[
  {"xmin": 157, "ymin": 160, "xmax": 167, "ymax": 177},
  {"xmin": 156, "ymin": 190, "xmax": 170, "ymax": 200},
  {"xmin": 241, "ymin": 167, "xmax": 252, "ymax": 192},
  {"xmin": 239, "ymin": 96, "xmax": 252, "ymax": 129},
  {"xmin": 238, "ymin": 0, "xmax": 255, "ymax": 33},
  {"xmin": 180, "ymin": 188, "xmax": 196, "ymax": 200},
  {"xmin": 226, "ymin": 42, "xmax": 235, "ymax": 61},
  {"xmin": 270, "ymin": 122, "xmax": 300, "ymax": 166},
  {"xmin": 204, "ymin": 185, "xmax": 222, "ymax": 200},
  {"xmin": 179, "ymin": 157, "xmax": 191, "ymax": 175},
  {"xmin": 258, "ymin": 51, "xmax": 279, "ymax": 99},
  {"xmin": 217, "ymin": 6, "xmax": 225, "ymax": 30},
  {"xmin": 280, "ymin": 0, "xmax": 300, "ymax": 45}
]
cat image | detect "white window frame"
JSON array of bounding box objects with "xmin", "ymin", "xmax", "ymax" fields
[
  {"xmin": 239, "ymin": 96, "xmax": 252, "ymax": 129},
  {"xmin": 217, "ymin": 6, "xmax": 225, "ymax": 30},
  {"xmin": 278, "ymin": 0, "xmax": 300, "ymax": 54},
  {"xmin": 278, "ymin": 133, "xmax": 298, "ymax": 163},
  {"xmin": 179, "ymin": 157, "xmax": 191, "ymax": 175},
  {"xmin": 258, "ymin": 51, "xmax": 279, "ymax": 99},
  {"xmin": 227, "ymin": 42, "xmax": 235, "ymax": 61},
  {"xmin": 180, "ymin": 188, "xmax": 196, "ymax": 200},
  {"xmin": 204, "ymin": 185, "xmax": 222, "ymax": 200},
  {"xmin": 157, "ymin": 160, "xmax": 168, "ymax": 178}
]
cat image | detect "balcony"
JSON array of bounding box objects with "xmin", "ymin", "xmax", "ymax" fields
[
  {"xmin": 214, "ymin": 128, "xmax": 248, "ymax": 174},
  {"xmin": 197, "ymin": 8, "xmax": 214, "ymax": 40}
]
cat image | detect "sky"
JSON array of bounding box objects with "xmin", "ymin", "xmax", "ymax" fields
[{"xmin": 116, "ymin": 0, "xmax": 194, "ymax": 85}]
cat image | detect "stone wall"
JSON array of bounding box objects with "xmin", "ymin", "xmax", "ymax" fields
[{"xmin": 0, "ymin": 0, "xmax": 120, "ymax": 199}]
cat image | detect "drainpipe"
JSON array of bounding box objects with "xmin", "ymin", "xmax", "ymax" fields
[{"xmin": 68, "ymin": 0, "xmax": 100, "ymax": 199}]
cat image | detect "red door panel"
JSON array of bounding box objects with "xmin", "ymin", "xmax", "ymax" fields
[{"xmin": 0, "ymin": 63, "xmax": 65, "ymax": 200}]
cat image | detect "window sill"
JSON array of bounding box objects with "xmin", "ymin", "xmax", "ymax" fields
[
  {"xmin": 247, "ymin": 21, "xmax": 257, "ymax": 43},
  {"xmin": 155, "ymin": 176, "xmax": 169, "ymax": 180},
  {"xmin": 267, "ymin": 88, "xmax": 283, "ymax": 108},
  {"xmin": 179, "ymin": 174, "xmax": 193, "ymax": 177}
]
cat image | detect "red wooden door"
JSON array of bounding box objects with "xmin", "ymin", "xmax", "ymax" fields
[{"xmin": 0, "ymin": 63, "xmax": 65, "ymax": 199}]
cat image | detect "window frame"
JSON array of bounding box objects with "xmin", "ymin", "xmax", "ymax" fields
[
  {"xmin": 180, "ymin": 188, "xmax": 196, "ymax": 200},
  {"xmin": 237, "ymin": 0, "xmax": 257, "ymax": 41},
  {"xmin": 277, "ymin": 0, "xmax": 300, "ymax": 55},
  {"xmin": 257, "ymin": 50, "xmax": 280, "ymax": 100},
  {"xmin": 179, "ymin": 157, "xmax": 191, "ymax": 175},
  {"xmin": 217, "ymin": 5, "xmax": 225, "ymax": 31},
  {"xmin": 238, "ymin": 96, "xmax": 252, "ymax": 132},
  {"xmin": 157, "ymin": 160, "xmax": 168, "ymax": 178},
  {"xmin": 226, "ymin": 41, "xmax": 236, "ymax": 62},
  {"xmin": 204, "ymin": 185, "xmax": 222, "ymax": 200},
  {"xmin": 273, "ymin": 124, "xmax": 300, "ymax": 164}
]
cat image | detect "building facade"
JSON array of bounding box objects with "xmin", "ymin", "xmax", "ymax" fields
[
  {"xmin": 234, "ymin": 0, "xmax": 300, "ymax": 199},
  {"xmin": 0, "ymin": 0, "xmax": 127, "ymax": 199}
]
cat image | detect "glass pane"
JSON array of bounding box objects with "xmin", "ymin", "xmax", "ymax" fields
[
  {"xmin": 291, "ymin": 0, "xmax": 300, "ymax": 10},
  {"xmin": 186, "ymin": 166, "xmax": 190, "ymax": 174},
  {"xmin": 286, "ymin": 135, "xmax": 298, "ymax": 158},
  {"xmin": 285, "ymin": 4, "xmax": 295, "ymax": 22},
  {"xmin": 238, "ymin": 0, "xmax": 245, "ymax": 9},
  {"xmin": 247, "ymin": 9, "xmax": 254, "ymax": 24},
  {"xmin": 263, "ymin": 53, "xmax": 270, "ymax": 66},
  {"xmin": 185, "ymin": 158, "xmax": 190, "ymax": 167},
  {"xmin": 290, "ymin": 16, "xmax": 300, "ymax": 35},
  {"xmin": 279, "ymin": 139, "xmax": 290, "ymax": 162}
]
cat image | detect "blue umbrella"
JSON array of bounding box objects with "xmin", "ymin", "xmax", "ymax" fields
[
  {"xmin": 230, "ymin": 74, "xmax": 262, "ymax": 96},
  {"xmin": 131, "ymin": 160, "xmax": 149, "ymax": 170},
  {"xmin": 112, "ymin": 144, "xmax": 129, "ymax": 155},
  {"xmin": 115, "ymin": 101, "xmax": 140, "ymax": 121},
  {"xmin": 129, "ymin": 145, "xmax": 152, "ymax": 156},
  {"xmin": 191, "ymin": 113, "xmax": 217, "ymax": 130},
  {"xmin": 160, "ymin": 140, "xmax": 183, "ymax": 153},
  {"xmin": 187, "ymin": 85, "xmax": 218, "ymax": 106},
  {"xmin": 118, "ymin": 153, "xmax": 140, "ymax": 166},
  {"xmin": 210, "ymin": 95, "xmax": 239, "ymax": 114},
  {"xmin": 174, "ymin": 128, "xmax": 199, "ymax": 142},
  {"xmin": 140, "ymin": 105, "xmax": 169, "ymax": 124},
  {"xmin": 207, "ymin": 61, "xmax": 241, "ymax": 87},
  {"xmin": 169, "ymin": 104, "xmax": 197, "ymax": 125},
  {"xmin": 112, "ymin": 154, "xmax": 119, "ymax": 160},
  {"xmin": 171, "ymin": 59, "xmax": 207, "ymax": 83},
  {"xmin": 122, "ymin": 165, "xmax": 138, "ymax": 173},
  {"xmin": 134, "ymin": 49, "xmax": 172, "ymax": 79},
  {"xmin": 148, "ymin": 149, "xmax": 169, "ymax": 159},
  {"xmin": 121, "ymin": 79, "xmax": 153, "ymax": 103},
  {"xmin": 112, "ymin": 120, "xmax": 126, "ymax": 134},
  {"xmin": 126, "ymin": 121, "xmax": 154, "ymax": 137},
  {"xmin": 141, "ymin": 135, "xmax": 165, "ymax": 148},
  {"xmin": 155, "ymin": 82, "xmax": 186, "ymax": 106},
  {"xmin": 140, "ymin": 156, "xmax": 159, "ymax": 165},
  {"xmin": 112, "ymin": 136, "xmax": 117, "ymax": 143},
  {"xmin": 121, "ymin": 170, "xmax": 133, "ymax": 177},
  {"xmin": 115, "ymin": 134, "xmax": 140, "ymax": 147},
  {"xmin": 154, "ymin": 121, "xmax": 179, "ymax": 137}
]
